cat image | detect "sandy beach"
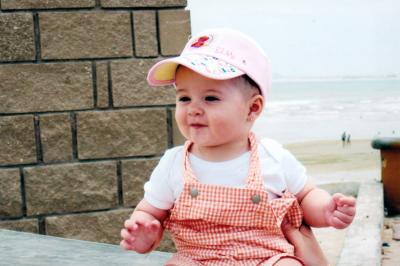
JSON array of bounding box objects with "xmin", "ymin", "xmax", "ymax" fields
[{"xmin": 284, "ymin": 139, "xmax": 381, "ymax": 184}]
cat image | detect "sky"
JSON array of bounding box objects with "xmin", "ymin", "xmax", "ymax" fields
[{"xmin": 187, "ymin": 0, "xmax": 400, "ymax": 79}]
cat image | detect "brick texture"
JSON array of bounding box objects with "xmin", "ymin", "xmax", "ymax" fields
[
  {"xmin": 1, "ymin": 0, "xmax": 95, "ymax": 9},
  {"xmin": 24, "ymin": 162, "xmax": 118, "ymax": 215},
  {"xmin": 40, "ymin": 12, "xmax": 132, "ymax": 59},
  {"xmin": 111, "ymin": 59, "xmax": 175, "ymax": 107},
  {"xmin": 95, "ymin": 61, "xmax": 110, "ymax": 108},
  {"xmin": 158, "ymin": 231, "xmax": 176, "ymax": 252},
  {"xmin": 0, "ymin": 63, "xmax": 93, "ymax": 113},
  {"xmin": 133, "ymin": 11, "xmax": 158, "ymax": 57},
  {"xmin": 0, "ymin": 116, "xmax": 36, "ymax": 165},
  {"xmin": 46, "ymin": 209, "xmax": 132, "ymax": 244},
  {"xmin": 122, "ymin": 158, "xmax": 159, "ymax": 206},
  {"xmin": 0, "ymin": 219, "xmax": 38, "ymax": 234},
  {"xmin": 0, "ymin": 1, "xmax": 191, "ymax": 246},
  {"xmin": 171, "ymin": 108, "xmax": 186, "ymax": 146},
  {"xmin": 100, "ymin": 0, "xmax": 187, "ymax": 8},
  {"xmin": 0, "ymin": 168, "xmax": 22, "ymax": 217},
  {"xmin": 40, "ymin": 114, "xmax": 73, "ymax": 163},
  {"xmin": 0, "ymin": 13, "xmax": 35, "ymax": 61},
  {"xmin": 158, "ymin": 10, "xmax": 191, "ymax": 56},
  {"xmin": 77, "ymin": 109, "xmax": 168, "ymax": 159}
]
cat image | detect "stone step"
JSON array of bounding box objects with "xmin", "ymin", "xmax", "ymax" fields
[{"xmin": 0, "ymin": 229, "xmax": 171, "ymax": 266}]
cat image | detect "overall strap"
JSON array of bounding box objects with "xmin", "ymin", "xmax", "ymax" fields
[
  {"xmin": 246, "ymin": 132, "xmax": 264, "ymax": 189},
  {"xmin": 182, "ymin": 140, "xmax": 197, "ymax": 184}
]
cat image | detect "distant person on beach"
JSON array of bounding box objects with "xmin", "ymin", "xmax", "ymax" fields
[
  {"xmin": 120, "ymin": 28, "xmax": 355, "ymax": 265},
  {"xmin": 341, "ymin": 131, "xmax": 346, "ymax": 147},
  {"xmin": 346, "ymin": 134, "xmax": 351, "ymax": 146}
]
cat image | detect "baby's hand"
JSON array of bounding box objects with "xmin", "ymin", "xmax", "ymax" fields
[
  {"xmin": 324, "ymin": 193, "xmax": 356, "ymax": 229},
  {"xmin": 120, "ymin": 211, "xmax": 162, "ymax": 254}
]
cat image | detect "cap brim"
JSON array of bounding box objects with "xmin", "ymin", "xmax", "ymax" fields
[{"xmin": 147, "ymin": 54, "xmax": 244, "ymax": 86}]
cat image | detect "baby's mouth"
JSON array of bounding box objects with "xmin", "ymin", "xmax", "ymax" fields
[{"xmin": 190, "ymin": 123, "xmax": 207, "ymax": 129}]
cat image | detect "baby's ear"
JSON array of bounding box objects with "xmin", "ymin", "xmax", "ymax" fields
[{"xmin": 248, "ymin": 95, "xmax": 264, "ymax": 120}]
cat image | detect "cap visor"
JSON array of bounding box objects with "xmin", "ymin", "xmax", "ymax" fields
[{"xmin": 147, "ymin": 55, "xmax": 244, "ymax": 86}]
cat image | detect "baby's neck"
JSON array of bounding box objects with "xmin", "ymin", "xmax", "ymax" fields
[{"xmin": 190, "ymin": 138, "xmax": 250, "ymax": 162}]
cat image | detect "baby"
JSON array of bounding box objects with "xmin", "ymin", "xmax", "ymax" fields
[{"xmin": 120, "ymin": 28, "xmax": 356, "ymax": 265}]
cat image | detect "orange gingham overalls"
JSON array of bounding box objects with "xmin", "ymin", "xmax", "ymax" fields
[{"xmin": 164, "ymin": 133, "xmax": 304, "ymax": 265}]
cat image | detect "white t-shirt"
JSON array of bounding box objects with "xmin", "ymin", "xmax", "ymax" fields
[{"xmin": 144, "ymin": 138, "xmax": 308, "ymax": 210}]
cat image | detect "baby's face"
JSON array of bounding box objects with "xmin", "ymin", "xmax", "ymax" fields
[{"xmin": 174, "ymin": 66, "xmax": 253, "ymax": 149}]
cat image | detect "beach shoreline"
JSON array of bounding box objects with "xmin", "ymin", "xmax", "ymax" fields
[{"xmin": 283, "ymin": 139, "xmax": 381, "ymax": 184}]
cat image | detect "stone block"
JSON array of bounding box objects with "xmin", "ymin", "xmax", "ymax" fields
[
  {"xmin": 171, "ymin": 108, "xmax": 185, "ymax": 146},
  {"xmin": 77, "ymin": 109, "xmax": 168, "ymax": 159},
  {"xmin": 1, "ymin": 0, "xmax": 95, "ymax": 9},
  {"xmin": 100, "ymin": 0, "xmax": 187, "ymax": 8},
  {"xmin": 95, "ymin": 61, "xmax": 109, "ymax": 108},
  {"xmin": 0, "ymin": 116, "xmax": 36, "ymax": 165},
  {"xmin": 133, "ymin": 11, "xmax": 158, "ymax": 57},
  {"xmin": 122, "ymin": 158, "xmax": 159, "ymax": 207},
  {"xmin": 40, "ymin": 12, "xmax": 132, "ymax": 59},
  {"xmin": 0, "ymin": 169, "xmax": 22, "ymax": 217},
  {"xmin": 111, "ymin": 59, "xmax": 175, "ymax": 107},
  {"xmin": 46, "ymin": 209, "xmax": 132, "ymax": 244},
  {"xmin": 158, "ymin": 10, "xmax": 190, "ymax": 56},
  {"xmin": 0, "ymin": 219, "xmax": 38, "ymax": 234},
  {"xmin": 0, "ymin": 63, "xmax": 93, "ymax": 113},
  {"xmin": 158, "ymin": 231, "xmax": 176, "ymax": 252},
  {"xmin": 40, "ymin": 114, "xmax": 73, "ymax": 163},
  {"xmin": 45, "ymin": 208, "xmax": 176, "ymax": 251},
  {"xmin": 0, "ymin": 13, "xmax": 35, "ymax": 61},
  {"xmin": 24, "ymin": 162, "xmax": 118, "ymax": 215}
]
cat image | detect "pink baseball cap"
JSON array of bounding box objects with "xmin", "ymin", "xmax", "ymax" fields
[{"xmin": 147, "ymin": 28, "xmax": 271, "ymax": 97}]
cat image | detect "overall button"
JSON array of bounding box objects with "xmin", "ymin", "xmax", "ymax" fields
[
  {"xmin": 251, "ymin": 194, "xmax": 261, "ymax": 204},
  {"xmin": 190, "ymin": 188, "xmax": 199, "ymax": 198}
]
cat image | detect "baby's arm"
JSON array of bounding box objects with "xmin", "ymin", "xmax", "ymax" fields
[
  {"xmin": 120, "ymin": 199, "xmax": 168, "ymax": 253},
  {"xmin": 296, "ymin": 183, "xmax": 356, "ymax": 229}
]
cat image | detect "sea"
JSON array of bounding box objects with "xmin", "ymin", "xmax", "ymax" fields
[{"xmin": 253, "ymin": 78, "xmax": 400, "ymax": 144}]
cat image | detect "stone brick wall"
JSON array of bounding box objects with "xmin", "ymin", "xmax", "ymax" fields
[{"xmin": 0, "ymin": 0, "xmax": 189, "ymax": 251}]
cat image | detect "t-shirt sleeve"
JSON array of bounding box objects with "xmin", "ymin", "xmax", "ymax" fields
[
  {"xmin": 281, "ymin": 149, "xmax": 308, "ymax": 195},
  {"xmin": 143, "ymin": 147, "xmax": 180, "ymax": 210}
]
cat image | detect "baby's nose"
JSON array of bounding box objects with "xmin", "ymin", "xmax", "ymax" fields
[{"xmin": 188, "ymin": 103, "xmax": 203, "ymax": 116}]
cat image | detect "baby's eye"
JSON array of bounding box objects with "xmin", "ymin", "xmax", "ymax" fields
[
  {"xmin": 178, "ymin": 96, "xmax": 191, "ymax": 102},
  {"xmin": 205, "ymin": 96, "xmax": 220, "ymax": 102}
]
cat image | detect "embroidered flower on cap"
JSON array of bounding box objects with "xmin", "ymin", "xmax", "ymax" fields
[{"xmin": 191, "ymin": 35, "xmax": 212, "ymax": 48}]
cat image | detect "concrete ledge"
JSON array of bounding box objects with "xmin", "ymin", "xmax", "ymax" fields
[
  {"xmin": 337, "ymin": 182, "xmax": 383, "ymax": 266},
  {"xmin": 0, "ymin": 229, "xmax": 171, "ymax": 266},
  {"xmin": 318, "ymin": 181, "xmax": 360, "ymax": 198}
]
